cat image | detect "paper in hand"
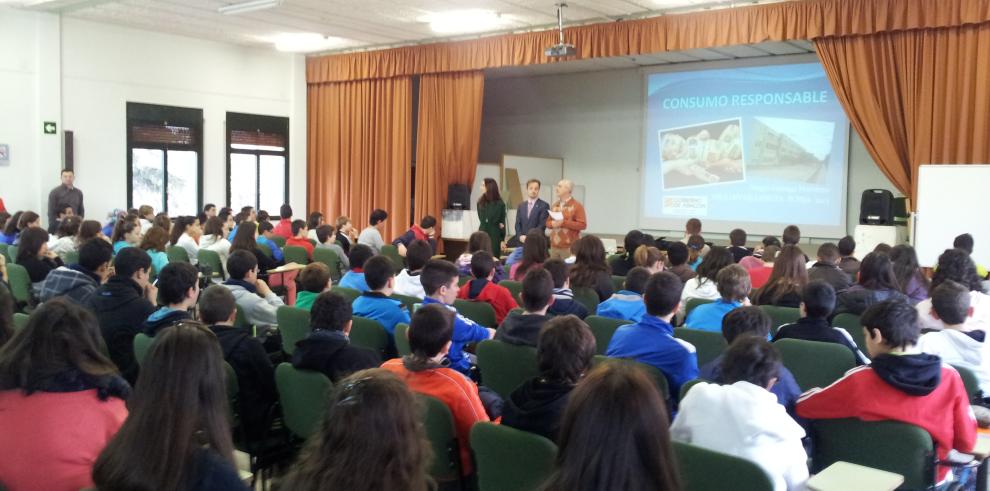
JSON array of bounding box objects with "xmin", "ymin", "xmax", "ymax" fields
[{"xmin": 549, "ymin": 211, "xmax": 564, "ymax": 221}]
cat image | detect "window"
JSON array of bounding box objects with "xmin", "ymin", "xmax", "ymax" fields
[
  {"xmin": 127, "ymin": 103, "xmax": 203, "ymax": 216},
  {"xmin": 226, "ymin": 112, "xmax": 289, "ymax": 214}
]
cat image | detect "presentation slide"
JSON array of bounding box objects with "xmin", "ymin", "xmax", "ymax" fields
[{"xmin": 641, "ymin": 62, "xmax": 850, "ymax": 238}]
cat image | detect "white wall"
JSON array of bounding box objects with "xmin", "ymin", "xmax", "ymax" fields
[
  {"xmin": 0, "ymin": 8, "xmax": 307, "ymax": 225},
  {"xmin": 480, "ymin": 66, "xmax": 901, "ymax": 241}
]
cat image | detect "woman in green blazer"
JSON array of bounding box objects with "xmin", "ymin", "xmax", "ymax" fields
[{"xmin": 477, "ymin": 178, "xmax": 506, "ymax": 256}]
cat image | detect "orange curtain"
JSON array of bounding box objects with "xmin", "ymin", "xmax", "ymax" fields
[
  {"xmin": 307, "ymin": 77, "xmax": 412, "ymax": 242},
  {"xmin": 815, "ymin": 21, "xmax": 990, "ymax": 206},
  {"xmin": 307, "ymin": 0, "xmax": 990, "ymax": 83},
  {"xmin": 414, "ymin": 71, "xmax": 485, "ymax": 242}
]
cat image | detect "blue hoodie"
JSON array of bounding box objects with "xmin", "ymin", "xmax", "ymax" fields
[
  {"xmin": 606, "ymin": 315, "xmax": 699, "ymax": 397},
  {"xmin": 422, "ymin": 297, "xmax": 490, "ymax": 374},
  {"xmin": 339, "ymin": 271, "xmax": 369, "ymax": 292},
  {"xmin": 141, "ymin": 307, "xmax": 192, "ymax": 336},
  {"xmin": 595, "ymin": 290, "xmax": 646, "ymax": 323},
  {"xmin": 352, "ymin": 292, "xmax": 411, "ymax": 336}
]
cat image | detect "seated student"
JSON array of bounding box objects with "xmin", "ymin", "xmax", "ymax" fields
[
  {"xmin": 609, "ymin": 230, "xmax": 648, "ymax": 276},
  {"xmin": 358, "ymin": 208, "xmax": 388, "ymax": 254},
  {"xmin": 679, "ymin": 246, "xmax": 734, "ymax": 318},
  {"xmin": 752, "ymin": 245, "xmax": 807, "ymax": 309},
  {"xmin": 295, "ymin": 262, "xmax": 331, "ymax": 311},
  {"xmin": 273, "ymin": 204, "xmax": 294, "ymax": 239},
  {"xmin": 634, "ymin": 244, "xmax": 665, "ymax": 274},
  {"xmin": 139, "ymin": 225, "xmax": 170, "ymax": 275},
  {"xmin": 510, "ymin": 229, "xmax": 549, "ymax": 280},
  {"xmin": 93, "ymin": 323, "xmax": 247, "ymax": 491},
  {"xmin": 280, "ymin": 369, "xmax": 431, "ymax": 491},
  {"xmin": 666, "ymin": 241, "xmax": 697, "ymax": 284},
  {"xmin": 110, "ymin": 219, "xmax": 141, "ymax": 255},
  {"xmin": 917, "ymin": 280, "xmax": 990, "ymax": 395},
  {"xmin": 199, "ymin": 216, "xmax": 232, "ymax": 270},
  {"xmin": 0, "ymin": 300, "xmax": 129, "ymax": 491},
  {"xmin": 256, "ymin": 220, "xmax": 285, "ymax": 262},
  {"xmin": 0, "ymin": 210, "xmax": 21, "ymax": 245},
  {"xmin": 606, "ymin": 271, "xmax": 698, "ymax": 396},
  {"xmin": 420, "ymin": 259, "xmax": 495, "ymax": 375},
  {"xmin": 457, "ymin": 251, "xmax": 519, "ymax": 324},
  {"xmin": 47, "ymin": 202, "xmax": 75, "ymax": 234},
  {"xmin": 797, "ymin": 301, "xmax": 976, "ymax": 484},
  {"xmin": 456, "ymin": 231, "xmax": 506, "ymax": 282},
  {"xmin": 223, "ymin": 250, "xmax": 285, "ymax": 329},
  {"xmin": 286, "ymin": 219, "xmax": 315, "ymax": 260},
  {"xmin": 728, "ymin": 228, "xmax": 752, "ymax": 263},
  {"xmin": 394, "ymin": 239, "xmax": 431, "ymax": 299},
  {"xmin": 0, "ymin": 283, "xmax": 11, "ymax": 346},
  {"xmin": 673, "ymin": 336, "xmax": 809, "ymax": 491},
  {"xmin": 596, "ymin": 266, "xmax": 651, "ymax": 323},
  {"xmin": 49, "ymin": 215, "xmax": 82, "ymax": 260},
  {"xmin": 334, "ymin": 215, "xmax": 356, "ymax": 254},
  {"xmin": 781, "ymin": 225, "xmax": 806, "ymax": 260},
  {"xmin": 685, "ymin": 264, "xmax": 752, "ymax": 332},
  {"xmin": 352, "ymin": 255, "xmax": 412, "ymax": 338},
  {"xmin": 502, "ymin": 314, "xmax": 595, "ymax": 441},
  {"xmin": 200, "ymin": 285, "xmax": 277, "ymax": 441},
  {"xmin": 834, "ymin": 252, "xmax": 909, "ymax": 316},
  {"xmin": 39, "ymin": 237, "xmax": 113, "ymax": 305},
  {"xmin": 169, "ymin": 215, "xmax": 201, "ymax": 266},
  {"xmin": 543, "ymin": 362, "xmax": 681, "ymax": 491},
  {"xmin": 774, "ymin": 281, "xmax": 870, "ymax": 365},
  {"xmin": 314, "ymin": 223, "xmax": 350, "ymax": 271},
  {"xmin": 544, "ymin": 258, "xmax": 589, "ymax": 319},
  {"xmin": 17, "ymin": 226, "xmax": 64, "ymax": 286},
  {"xmin": 955, "ymin": 233, "xmax": 989, "ymax": 279},
  {"xmin": 142, "ymin": 262, "xmax": 199, "ymax": 336},
  {"xmin": 306, "ymin": 211, "xmax": 324, "ymax": 241},
  {"xmin": 808, "ymin": 242, "xmax": 852, "ymax": 293},
  {"xmin": 88, "ymin": 247, "xmax": 157, "ymax": 384},
  {"xmin": 497, "ymin": 269, "xmax": 554, "ymax": 347},
  {"xmin": 686, "ymin": 235, "xmax": 706, "ymax": 271},
  {"xmin": 918, "ymin": 249, "xmax": 990, "ymax": 331},
  {"xmin": 138, "ymin": 204, "xmax": 155, "ymax": 234},
  {"xmin": 569, "ymin": 235, "xmax": 615, "ymax": 302},
  {"xmin": 381, "ymin": 304, "xmax": 490, "ymax": 475},
  {"xmin": 891, "ymin": 244, "xmax": 930, "ymax": 304},
  {"xmin": 837, "ymin": 235, "xmax": 861, "ymax": 277},
  {"xmin": 292, "ymin": 292, "xmax": 381, "ymax": 383},
  {"xmin": 338, "ymin": 244, "xmax": 374, "ymax": 292},
  {"xmin": 747, "ymin": 244, "xmax": 779, "ymax": 290},
  {"xmin": 700, "ymin": 307, "xmax": 802, "ymax": 414},
  {"xmin": 393, "ymin": 215, "xmax": 438, "ymax": 255}
]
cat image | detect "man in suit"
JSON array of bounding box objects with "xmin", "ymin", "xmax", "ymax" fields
[{"xmin": 510, "ymin": 179, "xmax": 550, "ymax": 247}]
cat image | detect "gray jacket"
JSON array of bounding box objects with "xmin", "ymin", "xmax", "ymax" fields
[
  {"xmin": 223, "ymin": 283, "xmax": 284, "ymax": 328},
  {"xmin": 39, "ymin": 265, "xmax": 100, "ymax": 306}
]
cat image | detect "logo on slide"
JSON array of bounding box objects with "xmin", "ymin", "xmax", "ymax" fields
[{"xmin": 662, "ymin": 196, "xmax": 708, "ymax": 216}]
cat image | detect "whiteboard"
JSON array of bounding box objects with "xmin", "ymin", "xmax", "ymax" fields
[{"xmin": 914, "ymin": 164, "xmax": 990, "ymax": 267}]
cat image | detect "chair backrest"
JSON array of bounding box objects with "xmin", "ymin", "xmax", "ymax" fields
[
  {"xmin": 8, "ymin": 245, "xmax": 18, "ymax": 264},
  {"xmin": 257, "ymin": 242, "xmax": 273, "ymax": 259},
  {"xmin": 810, "ymin": 418, "xmax": 935, "ymax": 489},
  {"xmin": 452, "ymin": 299, "xmax": 498, "ymax": 328},
  {"xmin": 673, "ymin": 441, "xmax": 775, "ymax": 491},
  {"xmin": 270, "ymin": 235, "xmax": 287, "ymax": 248},
  {"xmin": 390, "ymin": 293, "xmax": 420, "ymax": 313},
  {"xmin": 949, "ymin": 363, "xmax": 982, "ymax": 401},
  {"xmin": 275, "ymin": 362, "xmax": 332, "ymax": 440},
  {"xmin": 330, "ymin": 285, "xmax": 361, "ymax": 304},
  {"xmin": 0, "ymin": 244, "xmax": 8, "ymax": 263},
  {"xmin": 774, "ymin": 338, "xmax": 856, "ymax": 391},
  {"xmin": 394, "ymin": 323, "xmax": 412, "ymax": 356},
  {"xmin": 224, "ymin": 361, "xmax": 239, "ymax": 425},
  {"xmin": 283, "ymin": 245, "xmax": 310, "ymax": 265},
  {"xmin": 500, "ymin": 280, "xmax": 523, "ymax": 304},
  {"xmin": 277, "ymin": 306, "xmax": 311, "ymax": 355},
  {"xmin": 234, "ymin": 307, "xmax": 253, "ymax": 330},
  {"xmin": 6, "ymin": 263, "xmax": 32, "ymax": 307},
  {"xmin": 758, "ymin": 305, "xmax": 801, "ymax": 334},
  {"xmin": 673, "ymin": 328, "xmax": 728, "ymax": 367},
  {"xmin": 12, "ymin": 312, "xmax": 29, "ymax": 330},
  {"xmin": 610, "ymin": 275, "xmax": 625, "ymax": 293},
  {"xmin": 471, "ymin": 422, "xmax": 557, "ymax": 491},
  {"xmin": 593, "ymin": 355, "xmax": 670, "ymax": 401},
  {"xmin": 196, "ymin": 249, "xmax": 225, "ymax": 280},
  {"xmin": 476, "ymin": 339, "xmax": 539, "ymax": 399},
  {"xmin": 572, "ymin": 287, "xmax": 600, "ymax": 312},
  {"xmin": 133, "ymin": 333, "xmax": 154, "ymax": 367},
  {"xmin": 349, "ymin": 316, "xmax": 389, "ymax": 356},
  {"xmin": 832, "ymin": 313, "xmax": 867, "ymax": 357},
  {"xmin": 685, "ymin": 297, "xmax": 715, "ymax": 317},
  {"xmin": 585, "ymin": 315, "xmax": 633, "ymax": 355},
  {"xmin": 312, "ymin": 247, "xmax": 341, "ymax": 281},
  {"xmin": 419, "ymin": 394, "xmax": 463, "ymax": 483},
  {"xmin": 62, "ymin": 250, "xmax": 79, "ymax": 266},
  {"xmin": 380, "ymin": 244, "xmax": 405, "ymax": 271},
  {"xmin": 166, "ymin": 245, "xmax": 190, "ymax": 263}
]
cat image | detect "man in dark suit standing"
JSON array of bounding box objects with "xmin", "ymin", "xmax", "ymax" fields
[{"xmin": 509, "ymin": 179, "xmax": 550, "ymax": 247}]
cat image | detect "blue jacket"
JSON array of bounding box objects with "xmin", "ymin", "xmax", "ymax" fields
[
  {"xmin": 685, "ymin": 299, "xmax": 742, "ymax": 332},
  {"xmin": 606, "ymin": 315, "xmax": 698, "ymax": 397},
  {"xmin": 339, "ymin": 271, "xmax": 369, "ymax": 292},
  {"xmin": 595, "ymin": 290, "xmax": 646, "ymax": 323},
  {"xmin": 422, "ymin": 297, "xmax": 490, "ymax": 374},
  {"xmin": 352, "ymin": 292, "xmax": 411, "ymax": 336},
  {"xmin": 257, "ymin": 235, "xmax": 284, "ymax": 262}
]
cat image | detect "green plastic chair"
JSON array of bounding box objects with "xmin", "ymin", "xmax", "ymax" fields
[
  {"xmin": 419, "ymin": 394, "xmax": 463, "ymax": 484},
  {"xmin": 133, "ymin": 333, "xmax": 154, "ymax": 367},
  {"xmin": 458, "ymin": 275, "xmax": 472, "ymax": 286},
  {"xmin": 673, "ymin": 441, "xmax": 775, "ymax": 491},
  {"xmin": 585, "ymin": 315, "xmax": 632, "ymax": 355},
  {"xmin": 275, "ymin": 362, "xmax": 332, "ymax": 440},
  {"xmin": 673, "ymin": 327, "xmax": 728, "ymax": 367},
  {"xmin": 832, "ymin": 313, "xmax": 867, "ymax": 356},
  {"xmin": 8, "ymin": 246, "xmax": 18, "ymax": 264},
  {"xmin": 390, "ymin": 293, "xmax": 420, "ymax": 313},
  {"xmin": 12, "ymin": 313, "xmax": 29, "ymax": 330},
  {"xmin": 312, "ymin": 247, "xmax": 341, "ymax": 281},
  {"xmin": 685, "ymin": 297, "xmax": 715, "ymax": 317},
  {"xmin": 0, "ymin": 244, "xmax": 8, "ymax": 262},
  {"xmin": 394, "ymin": 323, "xmax": 412, "ymax": 356},
  {"xmin": 810, "ymin": 418, "xmax": 935, "ymax": 490},
  {"xmin": 471, "ymin": 422, "xmax": 557, "ymax": 491},
  {"xmin": 350, "ymin": 316, "xmax": 389, "ymax": 356},
  {"xmin": 572, "ymin": 287, "xmax": 600, "ymax": 312},
  {"xmin": 949, "ymin": 363, "xmax": 982, "ymax": 401},
  {"xmin": 331, "ymin": 286, "xmax": 361, "ymax": 304},
  {"xmin": 476, "ymin": 339, "xmax": 539, "ymax": 399},
  {"xmin": 7, "ymin": 263, "xmax": 32, "ymax": 309},
  {"xmin": 234, "ymin": 307, "xmax": 253, "ymax": 331},
  {"xmin": 166, "ymin": 245, "xmax": 190, "ymax": 263},
  {"xmin": 380, "ymin": 244, "xmax": 404, "ymax": 272},
  {"xmin": 257, "ymin": 242, "xmax": 273, "ymax": 259},
  {"xmin": 611, "ymin": 275, "xmax": 625, "ymax": 293},
  {"xmin": 62, "ymin": 250, "xmax": 79, "ymax": 266},
  {"xmin": 283, "ymin": 245, "xmax": 310, "ymax": 265},
  {"xmin": 453, "ymin": 299, "xmax": 498, "ymax": 328},
  {"xmin": 197, "ymin": 249, "xmax": 225, "ymax": 280},
  {"xmin": 224, "ymin": 362, "xmax": 240, "ymax": 425},
  {"xmin": 500, "ymin": 280, "xmax": 523, "ymax": 304},
  {"xmin": 270, "ymin": 235, "xmax": 287, "ymax": 248},
  {"xmin": 774, "ymin": 338, "xmax": 856, "ymax": 391},
  {"xmin": 277, "ymin": 306, "xmax": 311, "ymax": 355},
  {"xmin": 593, "ymin": 355, "xmax": 670, "ymax": 401},
  {"xmin": 758, "ymin": 305, "xmax": 801, "ymax": 334}
]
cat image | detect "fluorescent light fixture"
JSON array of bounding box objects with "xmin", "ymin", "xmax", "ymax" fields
[
  {"xmin": 218, "ymin": 0, "xmax": 281, "ymax": 15},
  {"xmin": 259, "ymin": 33, "xmax": 355, "ymax": 53},
  {"xmin": 423, "ymin": 9, "xmax": 505, "ymax": 34}
]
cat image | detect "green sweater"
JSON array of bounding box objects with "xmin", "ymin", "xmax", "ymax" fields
[{"xmin": 295, "ymin": 291, "xmax": 319, "ymax": 311}]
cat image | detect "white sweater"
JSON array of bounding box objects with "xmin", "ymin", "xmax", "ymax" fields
[
  {"xmin": 671, "ymin": 381, "xmax": 808, "ymax": 491},
  {"xmin": 175, "ymin": 233, "xmax": 200, "ymax": 266},
  {"xmin": 394, "ymin": 269, "xmax": 426, "ymax": 300},
  {"xmin": 679, "ymin": 277, "xmax": 720, "ymax": 318},
  {"xmin": 917, "ymin": 328, "xmax": 990, "ymax": 395}
]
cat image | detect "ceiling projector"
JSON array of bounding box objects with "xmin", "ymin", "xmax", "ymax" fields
[{"xmin": 545, "ymin": 2, "xmax": 576, "ymax": 58}]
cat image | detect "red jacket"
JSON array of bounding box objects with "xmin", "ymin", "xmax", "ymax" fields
[
  {"xmin": 273, "ymin": 218, "xmax": 293, "ymax": 239},
  {"xmin": 285, "ymin": 236, "xmax": 315, "ymax": 260},
  {"xmin": 457, "ymin": 279, "xmax": 519, "ymax": 324},
  {"xmin": 797, "ymin": 361, "xmax": 976, "ymax": 482},
  {"xmin": 381, "ymin": 359, "xmax": 490, "ymax": 474}
]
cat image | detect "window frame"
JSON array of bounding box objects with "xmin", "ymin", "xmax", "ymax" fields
[
  {"xmin": 125, "ymin": 102, "xmax": 204, "ymax": 215},
  {"xmin": 225, "ymin": 112, "xmax": 290, "ymax": 212}
]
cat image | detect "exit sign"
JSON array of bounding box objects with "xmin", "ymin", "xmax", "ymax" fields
[{"xmin": 43, "ymin": 121, "xmax": 57, "ymax": 134}]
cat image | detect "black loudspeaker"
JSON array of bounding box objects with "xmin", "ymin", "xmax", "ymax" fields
[
  {"xmin": 447, "ymin": 184, "xmax": 470, "ymax": 210},
  {"xmin": 860, "ymin": 189, "xmax": 894, "ymax": 225}
]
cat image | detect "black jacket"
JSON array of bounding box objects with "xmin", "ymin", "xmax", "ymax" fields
[
  {"xmin": 496, "ymin": 312, "xmax": 551, "ymax": 347},
  {"xmin": 210, "ymin": 324, "xmax": 277, "ymax": 441},
  {"xmin": 839, "ymin": 256, "xmax": 861, "ymax": 277},
  {"xmin": 141, "ymin": 308, "xmax": 193, "ymax": 336},
  {"xmin": 808, "ymin": 262, "xmax": 853, "ymax": 293},
  {"xmin": 608, "ymin": 255, "xmax": 636, "ymax": 277},
  {"xmin": 187, "ymin": 449, "xmax": 249, "ymax": 491},
  {"xmin": 501, "ymin": 377, "xmax": 574, "ymax": 442},
  {"xmin": 88, "ymin": 277, "xmax": 156, "ymax": 384},
  {"xmin": 571, "ymin": 270, "xmax": 613, "ymax": 302},
  {"xmin": 20, "ymin": 255, "xmax": 63, "ymax": 284},
  {"xmin": 834, "ymin": 285, "xmax": 909, "ymax": 317},
  {"xmin": 753, "ymin": 285, "xmax": 802, "ymax": 309},
  {"xmin": 729, "ymin": 245, "xmax": 752, "ymax": 263},
  {"xmin": 291, "ymin": 330, "xmax": 380, "ymax": 383},
  {"xmin": 548, "ymin": 296, "xmax": 589, "ymax": 319},
  {"xmin": 773, "ymin": 317, "xmax": 870, "ymax": 365}
]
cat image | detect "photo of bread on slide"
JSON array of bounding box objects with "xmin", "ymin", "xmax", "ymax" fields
[{"xmin": 659, "ymin": 119, "xmax": 744, "ymax": 189}]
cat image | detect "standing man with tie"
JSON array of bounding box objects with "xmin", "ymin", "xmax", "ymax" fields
[
  {"xmin": 547, "ymin": 179, "xmax": 586, "ymax": 259},
  {"xmin": 511, "ymin": 179, "xmax": 550, "ymax": 247}
]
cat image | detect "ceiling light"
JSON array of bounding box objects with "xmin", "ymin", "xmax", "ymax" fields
[
  {"xmin": 260, "ymin": 33, "xmax": 355, "ymax": 53},
  {"xmin": 423, "ymin": 9, "xmax": 505, "ymax": 35},
  {"xmin": 218, "ymin": 0, "xmax": 281, "ymax": 15}
]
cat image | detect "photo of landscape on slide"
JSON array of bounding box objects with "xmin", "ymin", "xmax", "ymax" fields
[
  {"xmin": 658, "ymin": 118, "xmax": 745, "ymax": 190},
  {"xmin": 745, "ymin": 116, "xmax": 835, "ymax": 185}
]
